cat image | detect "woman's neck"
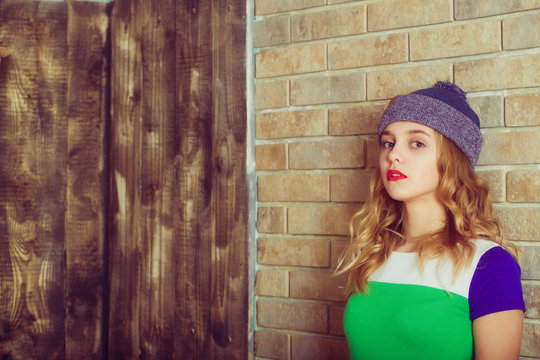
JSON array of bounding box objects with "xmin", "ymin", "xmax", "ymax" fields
[{"xmin": 397, "ymin": 200, "xmax": 446, "ymax": 252}]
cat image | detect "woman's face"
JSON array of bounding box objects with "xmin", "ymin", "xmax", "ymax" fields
[{"xmin": 378, "ymin": 121, "xmax": 440, "ymax": 206}]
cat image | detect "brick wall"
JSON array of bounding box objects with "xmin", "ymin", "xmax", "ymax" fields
[{"xmin": 253, "ymin": 1, "xmax": 540, "ymax": 359}]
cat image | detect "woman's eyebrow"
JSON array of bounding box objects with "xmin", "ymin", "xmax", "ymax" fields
[{"xmin": 407, "ymin": 129, "xmax": 431, "ymax": 136}]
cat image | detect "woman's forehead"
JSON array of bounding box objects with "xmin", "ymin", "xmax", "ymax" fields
[{"xmin": 381, "ymin": 121, "xmax": 436, "ymax": 136}]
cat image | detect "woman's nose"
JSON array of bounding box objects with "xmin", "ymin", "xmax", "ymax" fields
[{"xmin": 388, "ymin": 145, "xmax": 402, "ymax": 162}]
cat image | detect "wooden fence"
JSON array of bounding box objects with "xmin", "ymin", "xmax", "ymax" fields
[{"xmin": 0, "ymin": 0, "xmax": 248, "ymax": 358}]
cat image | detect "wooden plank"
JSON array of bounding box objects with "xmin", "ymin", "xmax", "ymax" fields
[
  {"xmin": 176, "ymin": 0, "xmax": 248, "ymax": 358},
  {"xmin": 109, "ymin": 0, "xmax": 177, "ymax": 358},
  {"xmin": 0, "ymin": 2, "xmax": 68, "ymax": 358},
  {"xmin": 65, "ymin": 1, "xmax": 109, "ymax": 359},
  {"xmin": 136, "ymin": 0, "xmax": 177, "ymax": 358},
  {"xmin": 209, "ymin": 0, "xmax": 248, "ymax": 357},
  {"xmin": 212, "ymin": 0, "xmax": 249, "ymax": 356},
  {"xmin": 139, "ymin": 1, "xmax": 178, "ymax": 358},
  {"xmin": 175, "ymin": 0, "xmax": 215, "ymax": 357},
  {"xmin": 108, "ymin": 1, "xmax": 144, "ymax": 357}
]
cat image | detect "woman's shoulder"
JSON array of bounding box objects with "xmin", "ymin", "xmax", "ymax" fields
[
  {"xmin": 469, "ymin": 238, "xmax": 501, "ymax": 256},
  {"xmin": 468, "ymin": 239, "xmax": 524, "ymax": 320},
  {"xmin": 469, "ymin": 239, "xmax": 519, "ymax": 272}
]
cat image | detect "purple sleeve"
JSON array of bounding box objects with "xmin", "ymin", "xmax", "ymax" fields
[{"xmin": 469, "ymin": 246, "xmax": 525, "ymax": 321}]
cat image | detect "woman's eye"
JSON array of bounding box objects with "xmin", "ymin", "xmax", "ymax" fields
[
  {"xmin": 411, "ymin": 141, "xmax": 425, "ymax": 148},
  {"xmin": 380, "ymin": 141, "xmax": 394, "ymax": 149}
]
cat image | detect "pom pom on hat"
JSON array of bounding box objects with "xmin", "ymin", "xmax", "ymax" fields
[{"xmin": 434, "ymin": 81, "xmax": 466, "ymax": 100}]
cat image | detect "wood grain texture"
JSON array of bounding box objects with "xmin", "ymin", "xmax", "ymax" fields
[
  {"xmin": 175, "ymin": 0, "xmax": 214, "ymax": 357},
  {"xmin": 176, "ymin": 0, "xmax": 248, "ymax": 358},
  {"xmin": 65, "ymin": 1, "xmax": 109, "ymax": 358},
  {"xmin": 109, "ymin": 0, "xmax": 248, "ymax": 358},
  {"xmin": 0, "ymin": 2, "xmax": 68, "ymax": 359},
  {"xmin": 209, "ymin": 0, "xmax": 249, "ymax": 357},
  {"xmin": 0, "ymin": 0, "xmax": 248, "ymax": 358},
  {"xmin": 108, "ymin": 1, "xmax": 144, "ymax": 357},
  {"xmin": 109, "ymin": 0, "xmax": 177, "ymax": 358}
]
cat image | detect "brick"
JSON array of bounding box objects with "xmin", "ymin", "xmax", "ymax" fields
[
  {"xmin": 290, "ymin": 270, "xmax": 347, "ymax": 302},
  {"xmin": 410, "ymin": 21, "xmax": 500, "ymax": 61},
  {"xmin": 288, "ymin": 206, "xmax": 359, "ymax": 235},
  {"xmin": 255, "ymin": 269, "xmax": 289, "ymax": 297},
  {"xmin": 476, "ymin": 169, "xmax": 505, "ymax": 203},
  {"xmin": 329, "ymin": 305, "xmax": 346, "ymax": 336},
  {"xmin": 328, "ymin": 34, "xmax": 407, "ymax": 70},
  {"xmin": 367, "ymin": 0, "xmax": 452, "ymax": 31},
  {"xmin": 328, "ymin": 0, "xmax": 357, "ymax": 3},
  {"xmin": 257, "ymin": 299, "xmax": 327, "ymax": 332},
  {"xmin": 477, "ymin": 130, "xmax": 540, "ymax": 165},
  {"xmin": 455, "ymin": 0, "xmax": 540, "ymax": 20},
  {"xmin": 493, "ymin": 207, "xmax": 540, "ymax": 241},
  {"xmin": 292, "ymin": 335, "xmax": 349, "ymax": 360},
  {"xmin": 366, "ymin": 137, "xmax": 379, "ymax": 168},
  {"xmin": 504, "ymin": 13, "xmax": 540, "ymax": 50},
  {"xmin": 366, "ymin": 64, "xmax": 452, "ymax": 100},
  {"xmin": 290, "ymin": 139, "xmax": 365, "ymax": 170},
  {"xmin": 258, "ymin": 173, "xmax": 329, "ymax": 202},
  {"xmin": 258, "ymin": 237, "xmax": 331, "ymax": 267},
  {"xmin": 254, "ymin": 330, "xmax": 289, "ymax": 360},
  {"xmin": 256, "ymin": 109, "xmax": 326, "ymax": 140},
  {"xmin": 329, "ymin": 103, "xmax": 386, "ymax": 136},
  {"xmin": 256, "ymin": 44, "xmax": 325, "ymax": 78},
  {"xmin": 521, "ymin": 322, "xmax": 540, "ymax": 357},
  {"xmin": 255, "ymin": 0, "xmax": 325, "ymax": 15},
  {"xmin": 331, "ymin": 239, "xmax": 349, "ymax": 269},
  {"xmin": 519, "ymin": 245, "xmax": 540, "ymax": 280},
  {"xmin": 257, "ymin": 206, "xmax": 286, "ymax": 234},
  {"xmin": 254, "ymin": 16, "xmax": 290, "ymax": 48},
  {"xmin": 455, "ymin": 54, "xmax": 540, "ymax": 92},
  {"xmin": 330, "ymin": 171, "xmax": 372, "ymax": 202},
  {"xmin": 291, "ymin": 4, "xmax": 366, "ymax": 42},
  {"xmin": 505, "ymin": 93, "xmax": 540, "ymax": 127},
  {"xmin": 468, "ymin": 95, "xmax": 503, "ymax": 128},
  {"xmin": 256, "ymin": 144, "xmax": 287, "ymax": 171},
  {"xmin": 507, "ymin": 170, "xmax": 540, "ymax": 203},
  {"xmin": 523, "ymin": 284, "xmax": 540, "ymax": 319},
  {"xmin": 290, "ymin": 73, "xmax": 365, "ymax": 106},
  {"xmin": 256, "ymin": 80, "xmax": 288, "ymax": 110}
]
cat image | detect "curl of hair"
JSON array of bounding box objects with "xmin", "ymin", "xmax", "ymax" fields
[{"xmin": 336, "ymin": 133, "xmax": 518, "ymax": 294}]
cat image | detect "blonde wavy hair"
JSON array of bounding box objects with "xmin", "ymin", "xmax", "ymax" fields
[{"xmin": 336, "ymin": 132, "xmax": 518, "ymax": 294}]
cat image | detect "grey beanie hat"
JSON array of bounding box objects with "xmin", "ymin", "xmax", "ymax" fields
[{"xmin": 378, "ymin": 81, "xmax": 483, "ymax": 167}]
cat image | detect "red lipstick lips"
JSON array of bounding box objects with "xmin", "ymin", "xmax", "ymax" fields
[{"xmin": 387, "ymin": 169, "xmax": 407, "ymax": 181}]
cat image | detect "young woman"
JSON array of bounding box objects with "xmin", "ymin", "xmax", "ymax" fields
[{"xmin": 337, "ymin": 82, "xmax": 525, "ymax": 360}]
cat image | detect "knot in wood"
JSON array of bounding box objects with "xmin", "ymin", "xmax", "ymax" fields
[
  {"xmin": 0, "ymin": 44, "xmax": 10, "ymax": 58},
  {"xmin": 215, "ymin": 154, "xmax": 230, "ymax": 175}
]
